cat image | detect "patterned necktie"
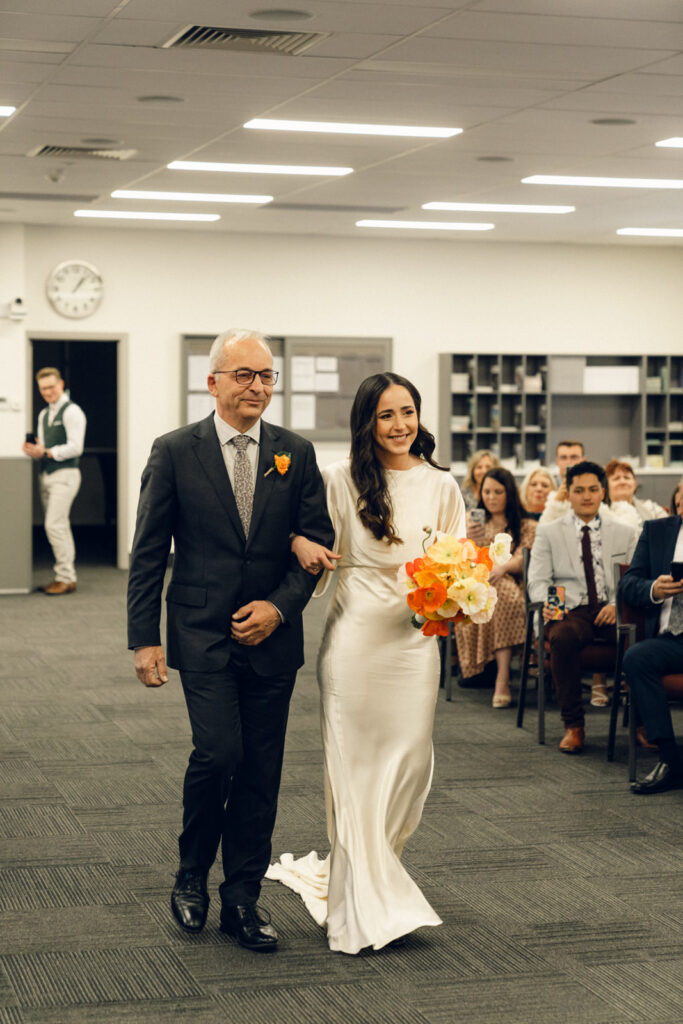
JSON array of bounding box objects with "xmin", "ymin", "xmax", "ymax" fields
[
  {"xmin": 581, "ymin": 525, "xmax": 599, "ymax": 609},
  {"xmin": 667, "ymin": 593, "xmax": 683, "ymax": 635},
  {"xmin": 231, "ymin": 435, "xmax": 253, "ymax": 535}
]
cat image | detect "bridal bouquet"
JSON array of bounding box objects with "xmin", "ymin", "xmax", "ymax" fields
[{"xmin": 398, "ymin": 530, "xmax": 513, "ymax": 637}]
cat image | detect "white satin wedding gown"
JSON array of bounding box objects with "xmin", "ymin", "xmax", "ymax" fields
[{"xmin": 267, "ymin": 459, "xmax": 466, "ymax": 954}]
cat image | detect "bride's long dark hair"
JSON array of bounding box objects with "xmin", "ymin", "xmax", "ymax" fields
[{"xmin": 350, "ymin": 372, "xmax": 447, "ymax": 544}]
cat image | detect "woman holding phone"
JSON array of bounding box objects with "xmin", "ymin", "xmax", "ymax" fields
[{"xmin": 456, "ymin": 467, "xmax": 536, "ymax": 705}]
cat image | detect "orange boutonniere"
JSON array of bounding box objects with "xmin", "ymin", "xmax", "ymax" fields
[{"xmin": 264, "ymin": 451, "xmax": 292, "ymax": 478}]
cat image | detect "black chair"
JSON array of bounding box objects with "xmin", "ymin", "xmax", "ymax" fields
[{"xmin": 517, "ymin": 548, "xmax": 617, "ymax": 745}]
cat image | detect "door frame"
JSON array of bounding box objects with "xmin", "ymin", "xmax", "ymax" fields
[{"xmin": 26, "ymin": 331, "xmax": 129, "ymax": 570}]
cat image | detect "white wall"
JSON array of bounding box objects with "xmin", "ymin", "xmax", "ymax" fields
[{"xmin": 2, "ymin": 222, "xmax": 681, "ymax": 551}]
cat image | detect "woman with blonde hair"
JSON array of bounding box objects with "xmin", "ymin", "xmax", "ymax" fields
[
  {"xmin": 460, "ymin": 448, "xmax": 499, "ymax": 512},
  {"xmin": 519, "ymin": 466, "xmax": 555, "ymax": 521}
]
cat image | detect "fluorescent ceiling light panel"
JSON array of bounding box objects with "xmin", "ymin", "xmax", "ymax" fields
[
  {"xmin": 168, "ymin": 160, "xmax": 352, "ymax": 176},
  {"xmin": 74, "ymin": 210, "xmax": 220, "ymax": 222},
  {"xmin": 617, "ymin": 227, "xmax": 683, "ymax": 237},
  {"xmin": 356, "ymin": 219, "xmax": 493, "ymax": 231},
  {"xmin": 0, "ymin": 105, "xmax": 16, "ymax": 116},
  {"xmin": 523, "ymin": 174, "xmax": 683, "ymax": 189},
  {"xmin": 111, "ymin": 189, "xmax": 272, "ymax": 204},
  {"xmin": 244, "ymin": 118, "xmax": 461, "ymax": 138},
  {"xmin": 655, "ymin": 137, "xmax": 683, "ymax": 148},
  {"xmin": 423, "ymin": 201, "xmax": 574, "ymax": 214}
]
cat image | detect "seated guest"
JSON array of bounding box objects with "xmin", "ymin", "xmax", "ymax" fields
[
  {"xmin": 459, "ymin": 448, "xmax": 499, "ymax": 512},
  {"xmin": 539, "ymin": 440, "xmax": 587, "ymax": 524},
  {"xmin": 620, "ymin": 514, "xmax": 683, "ymax": 794},
  {"xmin": 520, "ymin": 467, "xmax": 555, "ymax": 521},
  {"xmin": 605, "ymin": 460, "xmax": 667, "ymax": 533},
  {"xmin": 455, "ymin": 467, "xmax": 536, "ymax": 708},
  {"xmin": 669, "ymin": 477, "xmax": 683, "ymax": 516},
  {"xmin": 528, "ymin": 461, "xmax": 638, "ymax": 753}
]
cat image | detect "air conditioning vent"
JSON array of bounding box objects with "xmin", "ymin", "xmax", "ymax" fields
[
  {"xmin": 161, "ymin": 25, "xmax": 329, "ymax": 56},
  {"xmin": 27, "ymin": 145, "xmax": 137, "ymax": 161},
  {"xmin": 0, "ymin": 191, "xmax": 99, "ymax": 202}
]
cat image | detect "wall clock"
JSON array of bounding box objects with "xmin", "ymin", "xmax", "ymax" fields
[{"xmin": 46, "ymin": 260, "xmax": 104, "ymax": 318}]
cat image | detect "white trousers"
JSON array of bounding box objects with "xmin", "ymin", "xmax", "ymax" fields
[{"xmin": 39, "ymin": 468, "xmax": 81, "ymax": 582}]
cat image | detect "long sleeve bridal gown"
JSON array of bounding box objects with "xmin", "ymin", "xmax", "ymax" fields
[{"xmin": 267, "ymin": 458, "xmax": 466, "ymax": 954}]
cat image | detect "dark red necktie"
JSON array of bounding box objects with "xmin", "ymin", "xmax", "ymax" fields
[{"xmin": 581, "ymin": 525, "xmax": 599, "ymax": 609}]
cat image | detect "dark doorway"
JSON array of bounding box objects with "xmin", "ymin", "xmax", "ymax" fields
[{"xmin": 30, "ymin": 339, "xmax": 118, "ymax": 567}]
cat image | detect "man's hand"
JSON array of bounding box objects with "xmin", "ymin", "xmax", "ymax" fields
[
  {"xmin": 231, "ymin": 601, "xmax": 281, "ymax": 646},
  {"xmin": 22, "ymin": 440, "xmax": 45, "ymax": 460},
  {"xmin": 542, "ymin": 601, "xmax": 557, "ymax": 623},
  {"xmin": 291, "ymin": 535, "xmax": 341, "ymax": 575},
  {"xmin": 134, "ymin": 645, "xmax": 168, "ymax": 687},
  {"xmin": 652, "ymin": 574, "xmax": 683, "ymax": 601},
  {"xmin": 594, "ymin": 603, "xmax": 616, "ymax": 626}
]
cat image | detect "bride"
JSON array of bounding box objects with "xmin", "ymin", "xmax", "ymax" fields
[{"xmin": 267, "ymin": 372, "xmax": 466, "ymax": 954}]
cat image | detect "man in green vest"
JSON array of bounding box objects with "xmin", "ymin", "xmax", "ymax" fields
[{"xmin": 22, "ymin": 367, "xmax": 86, "ymax": 594}]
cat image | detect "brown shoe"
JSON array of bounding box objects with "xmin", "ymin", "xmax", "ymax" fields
[
  {"xmin": 559, "ymin": 726, "xmax": 584, "ymax": 754},
  {"xmin": 636, "ymin": 726, "xmax": 658, "ymax": 751},
  {"xmin": 43, "ymin": 581, "xmax": 77, "ymax": 595}
]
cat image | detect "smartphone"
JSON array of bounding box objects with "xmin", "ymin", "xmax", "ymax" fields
[
  {"xmin": 547, "ymin": 585, "xmax": 566, "ymax": 620},
  {"xmin": 25, "ymin": 432, "xmax": 36, "ymax": 444},
  {"xmin": 671, "ymin": 562, "xmax": 683, "ymax": 582},
  {"xmin": 469, "ymin": 508, "xmax": 486, "ymax": 527}
]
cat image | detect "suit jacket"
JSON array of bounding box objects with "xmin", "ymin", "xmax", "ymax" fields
[
  {"xmin": 127, "ymin": 414, "xmax": 334, "ymax": 675},
  {"xmin": 619, "ymin": 515, "xmax": 682, "ymax": 639},
  {"xmin": 528, "ymin": 511, "xmax": 638, "ymax": 609}
]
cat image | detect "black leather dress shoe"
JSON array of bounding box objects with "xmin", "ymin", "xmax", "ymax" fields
[
  {"xmin": 630, "ymin": 761, "xmax": 683, "ymax": 795},
  {"xmin": 171, "ymin": 869, "xmax": 209, "ymax": 932},
  {"xmin": 220, "ymin": 903, "xmax": 278, "ymax": 951}
]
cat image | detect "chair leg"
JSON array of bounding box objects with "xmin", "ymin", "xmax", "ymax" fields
[
  {"xmin": 517, "ymin": 613, "xmax": 534, "ymax": 729},
  {"xmin": 628, "ymin": 692, "xmax": 637, "ymax": 782},
  {"xmin": 537, "ymin": 616, "xmax": 545, "ymax": 745},
  {"xmin": 607, "ymin": 637, "xmax": 625, "ymax": 762}
]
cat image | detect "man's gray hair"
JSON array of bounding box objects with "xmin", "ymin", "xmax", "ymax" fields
[{"xmin": 208, "ymin": 329, "xmax": 271, "ymax": 372}]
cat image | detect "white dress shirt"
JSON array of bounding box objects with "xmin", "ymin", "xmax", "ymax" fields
[
  {"xmin": 573, "ymin": 512, "xmax": 608, "ymax": 604},
  {"xmin": 38, "ymin": 391, "xmax": 86, "ymax": 462},
  {"xmin": 213, "ymin": 411, "xmax": 283, "ymax": 622},
  {"xmin": 213, "ymin": 412, "xmax": 261, "ymax": 491}
]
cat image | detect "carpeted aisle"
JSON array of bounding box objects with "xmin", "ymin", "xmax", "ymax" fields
[{"xmin": 0, "ymin": 565, "xmax": 681, "ymax": 1023}]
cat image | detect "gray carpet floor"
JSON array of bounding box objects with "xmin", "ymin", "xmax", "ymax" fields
[{"xmin": 0, "ymin": 565, "xmax": 681, "ymax": 1024}]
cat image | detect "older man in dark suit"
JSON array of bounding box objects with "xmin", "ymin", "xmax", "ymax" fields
[
  {"xmin": 127, "ymin": 329, "xmax": 333, "ymax": 950},
  {"xmin": 620, "ymin": 514, "xmax": 683, "ymax": 794}
]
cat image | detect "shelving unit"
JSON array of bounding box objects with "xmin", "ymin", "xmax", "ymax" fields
[
  {"xmin": 439, "ymin": 353, "xmax": 549, "ymax": 472},
  {"xmin": 439, "ymin": 352, "xmax": 683, "ymax": 474}
]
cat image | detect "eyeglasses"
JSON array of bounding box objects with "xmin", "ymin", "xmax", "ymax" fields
[{"xmin": 213, "ymin": 369, "xmax": 279, "ymax": 386}]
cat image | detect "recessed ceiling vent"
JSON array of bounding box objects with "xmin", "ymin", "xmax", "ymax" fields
[
  {"xmin": 160, "ymin": 25, "xmax": 329, "ymax": 56},
  {"xmin": 27, "ymin": 145, "xmax": 137, "ymax": 161}
]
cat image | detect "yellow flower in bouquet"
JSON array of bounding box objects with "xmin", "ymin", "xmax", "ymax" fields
[{"xmin": 398, "ymin": 528, "xmax": 512, "ymax": 637}]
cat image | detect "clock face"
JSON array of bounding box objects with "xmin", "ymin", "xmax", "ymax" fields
[{"xmin": 46, "ymin": 260, "xmax": 104, "ymax": 318}]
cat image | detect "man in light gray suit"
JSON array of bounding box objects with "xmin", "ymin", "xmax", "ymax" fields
[{"xmin": 528, "ymin": 461, "xmax": 638, "ymax": 754}]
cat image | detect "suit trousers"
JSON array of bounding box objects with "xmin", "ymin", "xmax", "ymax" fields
[
  {"xmin": 179, "ymin": 650, "xmax": 296, "ymax": 905},
  {"xmin": 546, "ymin": 604, "xmax": 616, "ymax": 728},
  {"xmin": 39, "ymin": 468, "xmax": 81, "ymax": 583},
  {"xmin": 623, "ymin": 632, "xmax": 683, "ymax": 743}
]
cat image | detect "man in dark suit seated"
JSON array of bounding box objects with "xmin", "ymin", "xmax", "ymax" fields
[
  {"xmin": 127, "ymin": 329, "xmax": 334, "ymax": 950},
  {"xmin": 620, "ymin": 515, "xmax": 683, "ymax": 794}
]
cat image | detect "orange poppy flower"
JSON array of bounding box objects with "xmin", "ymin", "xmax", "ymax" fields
[
  {"xmin": 422, "ymin": 619, "xmax": 450, "ymax": 637},
  {"xmin": 405, "ymin": 557, "xmax": 425, "ymax": 580},
  {"xmin": 274, "ymin": 453, "xmax": 291, "ymax": 476},
  {"xmin": 476, "ymin": 545, "xmax": 493, "ymax": 571},
  {"xmin": 410, "ymin": 572, "xmax": 447, "ymax": 614}
]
